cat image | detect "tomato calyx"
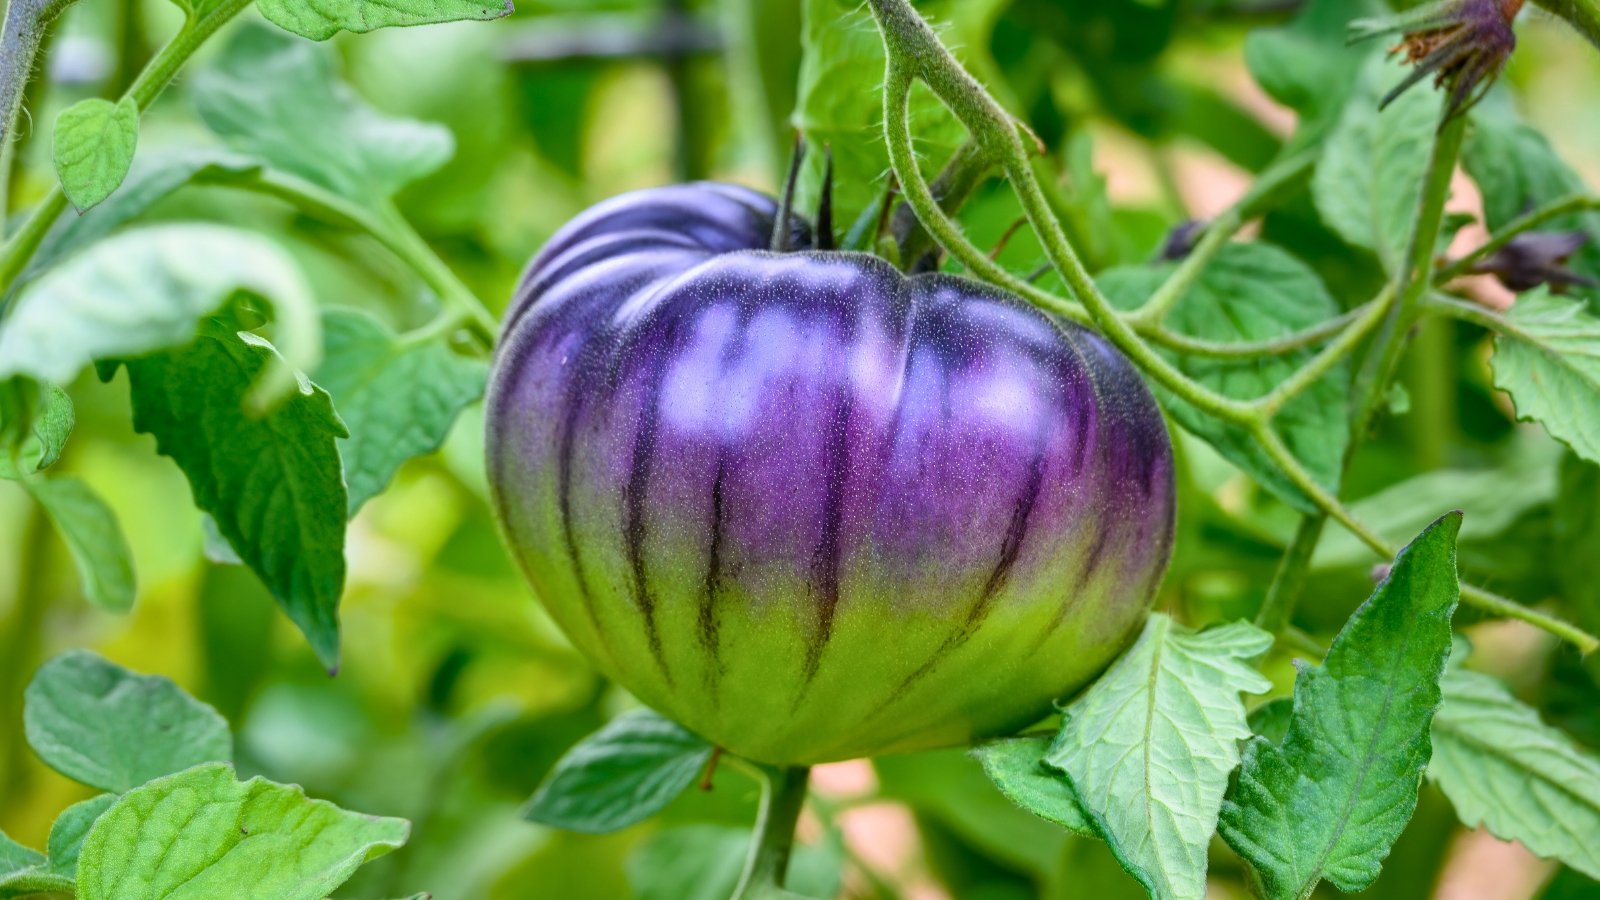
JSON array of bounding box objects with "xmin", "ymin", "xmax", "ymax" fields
[{"xmin": 770, "ymin": 137, "xmax": 836, "ymax": 254}]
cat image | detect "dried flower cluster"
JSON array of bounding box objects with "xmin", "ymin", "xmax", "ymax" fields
[{"xmin": 1352, "ymin": 0, "xmax": 1525, "ymax": 119}]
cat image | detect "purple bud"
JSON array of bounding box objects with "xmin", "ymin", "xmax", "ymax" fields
[
  {"xmin": 1469, "ymin": 230, "xmax": 1599, "ymax": 293},
  {"xmin": 1159, "ymin": 220, "xmax": 1206, "ymax": 262}
]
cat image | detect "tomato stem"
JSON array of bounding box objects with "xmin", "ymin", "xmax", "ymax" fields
[{"xmin": 732, "ymin": 764, "xmax": 811, "ymax": 900}]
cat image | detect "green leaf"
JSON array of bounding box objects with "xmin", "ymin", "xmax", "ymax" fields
[
  {"xmin": 1247, "ymin": 698, "xmax": 1293, "ymax": 746},
  {"xmin": 1464, "ymin": 100, "xmax": 1600, "ymax": 295},
  {"xmin": 23, "ymin": 650, "xmax": 231, "ymax": 793},
  {"xmin": 0, "ymin": 381, "xmax": 74, "ymax": 479},
  {"xmin": 17, "ymin": 150, "xmax": 264, "ymax": 292},
  {"xmin": 1045, "ymin": 615, "xmax": 1272, "ymax": 900},
  {"xmin": 625, "ymin": 824, "xmax": 842, "ymax": 900},
  {"xmin": 76, "ymin": 762, "xmax": 408, "ymax": 900},
  {"xmin": 193, "ymin": 26, "xmax": 453, "ymax": 203},
  {"xmin": 524, "ymin": 709, "xmax": 713, "ymax": 834},
  {"xmin": 1312, "ymin": 55, "xmax": 1443, "ymax": 272},
  {"xmin": 1100, "ymin": 242, "xmax": 1349, "ymax": 512},
  {"xmin": 121, "ymin": 323, "xmax": 349, "ymax": 669},
  {"xmin": 0, "ymin": 831, "xmax": 63, "ymax": 899},
  {"xmin": 22, "ymin": 477, "xmax": 135, "ymax": 613},
  {"xmin": 256, "ymin": 0, "xmax": 510, "ymax": 41},
  {"xmin": 973, "ymin": 736, "xmax": 1095, "ymax": 837},
  {"xmin": 0, "ymin": 834, "xmax": 43, "ymax": 877},
  {"xmin": 1428, "ymin": 661, "xmax": 1600, "ymax": 880},
  {"xmin": 1244, "ymin": 0, "xmax": 1384, "ymax": 142},
  {"xmin": 1554, "ymin": 453, "xmax": 1600, "ymax": 633},
  {"xmin": 1219, "ymin": 513, "xmax": 1463, "ymax": 899},
  {"xmin": 27, "ymin": 383, "xmax": 72, "ymax": 472},
  {"xmin": 1311, "ymin": 442, "xmax": 1558, "ymax": 570},
  {"xmin": 875, "ymin": 746, "xmax": 1071, "ymax": 878},
  {"xmin": 1489, "ymin": 290, "xmax": 1600, "ymax": 465},
  {"xmin": 315, "ymin": 309, "xmax": 487, "ymax": 515},
  {"xmin": 794, "ymin": 0, "xmax": 966, "ymax": 226},
  {"xmin": 1541, "ymin": 867, "xmax": 1600, "ymax": 900},
  {"xmin": 0, "ymin": 223, "xmax": 320, "ymax": 393},
  {"xmin": 53, "ymin": 97, "xmax": 139, "ymax": 212},
  {"xmin": 47, "ymin": 794, "xmax": 116, "ymax": 877}
]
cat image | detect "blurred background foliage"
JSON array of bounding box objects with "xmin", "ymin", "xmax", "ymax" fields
[{"xmin": 2, "ymin": 0, "xmax": 1599, "ymax": 897}]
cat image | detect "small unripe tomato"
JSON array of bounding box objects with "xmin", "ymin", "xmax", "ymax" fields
[{"xmin": 486, "ymin": 183, "xmax": 1175, "ymax": 764}]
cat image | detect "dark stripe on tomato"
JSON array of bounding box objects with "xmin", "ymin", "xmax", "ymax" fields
[
  {"xmin": 556, "ymin": 354, "xmax": 604, "ymax": 641},
  {"xmin": 801, "ymin": 393, "xmax": 854, "ymax": 688},
  {"xmin": 1026, "ymin": 522, "xmax": 1118, "ymax": 660},
  {"xmin": 699, "ymin": 457, "xmax": 729, "ymax": 690},
  {"xmin": 622, "ymin": 331, "xmax": 675, "ymax": 685},
  {"xmin": 874, "ymin": 450, "xmax": 1045, "ymax": 710}
]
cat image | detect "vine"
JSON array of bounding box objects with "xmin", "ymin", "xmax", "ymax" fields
[{"xmin": 865, "ymin": 0, "xmax": 1598, "ymax": 654}]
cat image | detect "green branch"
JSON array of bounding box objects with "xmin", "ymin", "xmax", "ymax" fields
[
  {"xmin": 1256, "ymin": 516, "xmax": 1327, "ymax": 637},
  {"xmin": 1259, "ymin": 106, "xmax": 1469, "ymax": 640},
  {"xmin": 1248, "ymin": 420, "xmax": 1596, "ymax": 652},
  {"xmin": 1253, "ymin": 287, "xmax": 1395, "ymax": 416},
  {"xmin": 0, "ymin": 0, "xmax": 252, "ymax": 295},
  {"xmin": 1351, "ymin": 113, "xmax": 1468, "ymax": 439},
  {"xmin": 1140, "ymin": 303, "xmax": 1377, "ymax": 359},
  {"xmin": 872, "ymin": 8, "xmax": 1261, "ymax": 427},
  {"xmin": 878, "ymin": 64, "xmax": 1090, "ymax": 327},
  {"xmin": 182, "ymin": 164, "xmax": 498, "ymax": 350},
  {"xmin": 1124, "ymin": 220, "xmax": 1236, "ymax": 328},
  {"xmin": 1533, "ymin": 0, "xmax": 1600, "ymax": 52}
]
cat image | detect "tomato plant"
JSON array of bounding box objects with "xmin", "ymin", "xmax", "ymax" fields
[{"xmin": 2, "ymin": 0, "xmax": 1600, "ymax": 898}]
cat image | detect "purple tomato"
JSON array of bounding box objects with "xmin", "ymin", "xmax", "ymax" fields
[{"xmin": 486, "ymin": 183, "xmax": 1175, "ymax": 764}]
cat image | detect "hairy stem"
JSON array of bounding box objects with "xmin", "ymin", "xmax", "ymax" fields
[
  {"xmin": 732, "ymin": 764, "xmax": 811, "ymax": 900},
  {"xmin": 1251, "ymin": 418, "xmax": 1596, "ymax": 651},
  {"xmin": 0, "ymin": 0, "xmax": 251, "ymax": 295},
  {"xmin": 3, "ymin": 137, "xmax": 498, "ymax": 350},
  {"xmin": 1256, "ymin": 516, "xmax": 1328, "ymax": 638},
  {"xmin": 1139, "ymin": 302, "xmax": 1376, "ymax": 359},
  {"xmin": 879, "ymin": 64, "xmax": 1090, "ymax": 325},
  {"xmin": 1532, "ymin": 0, "xmax": 1600, "ymax": 52},
  {"xmin": 872, "ymin": 9, "xmax": 1261, "ymax": 426},
  {"xmin": 1353, "ymin": 113, "xmax": 1468, "ymax": 440},
  {"xmin": 894, "ymin": 139, "xmax": 994, "ymax": 270},
  {"xmin": 1257, "ymin": 108, "xmax": 1468, "ymax": 637},
  {"xmin": 377, "ymin": 204, "xmax": 499, "ymax": 348},
  {"xmin": 1253, "ymin": 286, "xmax": 1395, "ymax": 415},
  {"xmin": 0, "ymin": 0, "xmax": 76, "ymax": 235},
  {"xmin": 1125, "ymin": 149, "xmax": 1316, "ymax": 329},
  {"xmin": 1424, "ymin": 292, "xmax": 1519, "ymax": 334},
  {"xmin": 0, "ymin": 501, "xmax": 50, "ymax": 798},
  {"xmin": 219, "ymin": 169, "xmax": 498, "ymax": 348}
]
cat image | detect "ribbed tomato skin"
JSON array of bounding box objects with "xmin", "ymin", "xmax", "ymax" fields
[{"xmin": 487, "ymin": 183, "xmax": 1175, "ymax": 764}]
